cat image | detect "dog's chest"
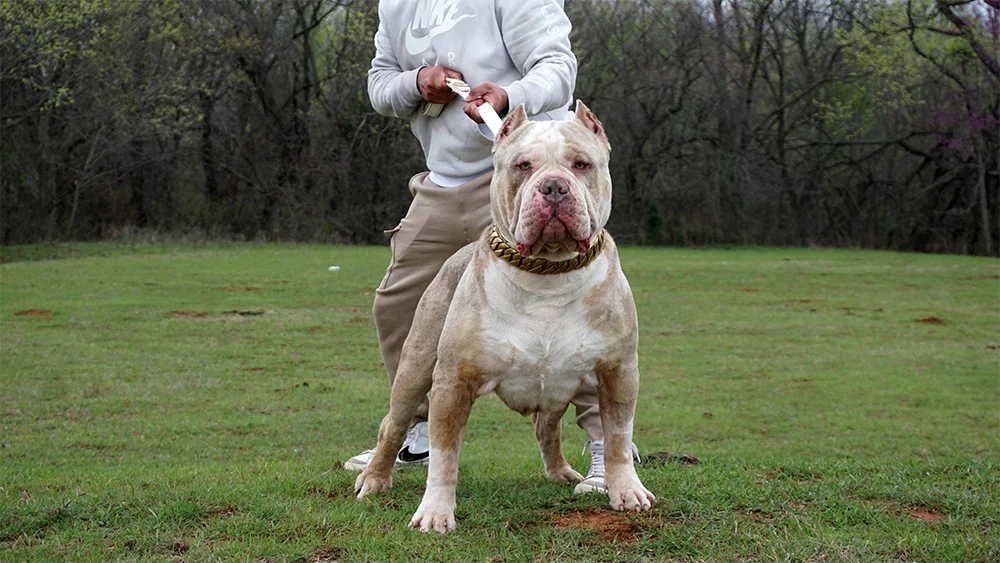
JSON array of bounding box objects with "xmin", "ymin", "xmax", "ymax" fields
[{"xmin": 475, "ymin": 263, "xmax": 608, "ymax": 413}]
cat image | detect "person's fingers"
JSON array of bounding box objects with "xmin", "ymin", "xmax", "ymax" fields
[
  {"xmin": 463, "ymin": 101, "xmax": 484, "ymax": 123},
  {"xmin": 468, "ymin": 83, "xmax": 493, "ymax": 99},
  {"xmin": 443, "ymin": 67, "xmax": 464, "ymax": 81},
  {"xmin": 432, "ymin": 68, "xmax": 448, "ymax": 89}
]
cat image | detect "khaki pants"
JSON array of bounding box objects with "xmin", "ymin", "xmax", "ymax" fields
[{"xmin": 372, "ymin": 171, "xmax": 603, "ymax": 441}]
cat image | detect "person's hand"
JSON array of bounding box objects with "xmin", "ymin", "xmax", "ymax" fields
[
  {"xmin": 417, "ymin": 66, "xmax": 463, "ymax": 104},
  {"xmin": 463, "ymin": 82, "xmax": 509, "ymax": 124}
]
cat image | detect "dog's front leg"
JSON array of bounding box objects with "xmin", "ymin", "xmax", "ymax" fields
[
  {"xmin": 410, "ymin": 364, "xmax": 480, "ymax": 534},
  {"xmin": 595, "ymin": 359, "xmax": 655, "ymax": 512},
  {"xmin": 532, "ymin": 408, "xmax": 584, "ymax": 485}
]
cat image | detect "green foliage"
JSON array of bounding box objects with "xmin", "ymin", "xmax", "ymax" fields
[
  {"xmin": 826, "ymin": 1, "xmax": 926, "ymax": 137},
  {"xmin": 0, "ymin": 0, "xmax": 111, "ymax": 110}
]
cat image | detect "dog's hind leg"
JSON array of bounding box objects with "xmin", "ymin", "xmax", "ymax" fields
[
  {"xmin": 354, "ymin": 360, "xmax": 433, "ymax": 499},
  {"xmin": 532, "ymin": 408, "xmax": 584, "ymax": 485},
  {"xmin": 355, "ymin": 245, "xmax": 476, "ymax": 500}
]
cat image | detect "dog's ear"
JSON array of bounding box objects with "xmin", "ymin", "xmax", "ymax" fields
[
  {"xmin": 494, "ymin": 104, "xmax": 528, "ymax": 148},
  {"xmin": 574, "ymin": 100, "xmax": 610, "ymax": 150}
]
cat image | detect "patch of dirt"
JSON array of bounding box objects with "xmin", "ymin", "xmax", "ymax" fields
[
  {"xmin": 642, "ymin": 451, "xmax": 700, "ymax": 467},
  {"xmin": 215, "ymin": 286, "xmax": 261, "ymax": 292},
  {"xmin": 350, "ymin": 316, "xmax": 369, "ymax": 323},
  {"xmin": 987, "ymin": 345, "xmax": 998, "ymax": 351},
  {"xmin": 72, "ymin": 443, "xmax": 116, "ymax": 451},
  {"xmin": 792, "ymin": 378, "xmax": 813, "ymax": 383},
  {"xmin": 153, "ymin": 540, "xmax": 189, "ymax": 556},
  {"xmin": 14, "ymin": 309, "xmax": 53, "ymax": 316},
  {"xmin": 866, "ymin": 500, "xmax": 948, "ymax": 524},
  {"xmin": 305, "ymin": 548, "xmax": 343, "ymax": 563},
  {"xmin": 207, "ymin": 505, "xmax": 239, "ymax": 519},
  {"xmin": 914, "ymin": 316, "xmax": 945, "ymax": 325},
  {"xmin": 231, "ymin": 310, "xmax": 264, "ymax": 316},
  {"xmin": 170, "ymin": 311, "xmax": 207, "ymax": 318},
  {"xmin": 309, "ymin": 325, "xmax": 324, "ymax": 332},
  {"xmin": 739, "ymin": 287, "xmax": 758, "ymax": 292},
  {"xmin": 791, "ymin": 299, "xmax": 812, "ymax": 303},
  {"xmin": 738, "ymin": 509, "xmax": 775, "ymax": 521},
  {"xmin": 909, "ymin": 507, "xmax": 947, "ymax": 523},
  {"xmin": 306, "ymin": 486, "xmax": 350, "ymax": 501},
  {"xmin": 553, "ymin": 509, "xmax": 639, "ymax": 544}
]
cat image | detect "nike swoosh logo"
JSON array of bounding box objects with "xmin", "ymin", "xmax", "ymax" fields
[
  {"xmin": 404, "ymin": 13, "xmax": 473, "ymax": 55},
  {"xmin": 397, "ymin": 446, "xmax": 429, "ymax": 463}
]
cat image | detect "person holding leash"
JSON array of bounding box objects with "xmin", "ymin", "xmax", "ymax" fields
[{"xmin": 346, "ymin": 0, "xmax": 622, "ymax": 494}]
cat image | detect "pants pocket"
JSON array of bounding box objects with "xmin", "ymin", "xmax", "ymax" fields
[{"xmin": 378, "ymin": 224, "xmax": 403, "ymax": 291}]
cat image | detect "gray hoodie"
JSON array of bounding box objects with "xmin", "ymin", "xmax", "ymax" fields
[{"xmin": 368, "ymin": 0, "xmax": 577, "ymax": 178}]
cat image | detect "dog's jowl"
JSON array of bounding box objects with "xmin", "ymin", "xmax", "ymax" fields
[{"xmin": 355, "ymin": 101, "xmax": 655, "ymax": 533}]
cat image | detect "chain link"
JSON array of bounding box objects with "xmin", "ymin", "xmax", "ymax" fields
[{"xmin": 489, "ymin": 226, "xmax": 605, "ymax": 275}]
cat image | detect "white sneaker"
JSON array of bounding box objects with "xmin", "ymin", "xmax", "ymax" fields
[
  {"xmin": 572, "ymin": 440, "xmax": 641, "ymax": 495},
  {"xmin": 344, "ymin": 421, "xmax": 430, "ymax": 471}
]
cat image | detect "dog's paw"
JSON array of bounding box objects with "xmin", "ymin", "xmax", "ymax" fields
[
  {"xmin": 410, "ymin": 500, "xmax": 456, "ymax": 534},
  {"xmin": 354, "ymin": 469, "xmax": 391, "ymax": 500},
  {"xmin": 546, "ymin": 465, "xmax": 585, "ymax": 485},
  {"xmin": 608, "ymin": 481, "xmax": 655, "ymax": 512}
]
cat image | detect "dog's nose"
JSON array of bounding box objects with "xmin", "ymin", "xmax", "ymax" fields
[{"xmin": 538, "ymin": 178, "xmax": 570, "ymax": 201}]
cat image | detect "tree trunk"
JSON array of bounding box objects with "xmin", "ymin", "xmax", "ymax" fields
[{"xmin": 975, "ymin": 136, "xmax": 992, "ymax": 256}]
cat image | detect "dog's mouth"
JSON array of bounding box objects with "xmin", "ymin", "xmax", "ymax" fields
[{"xmin": 515, "ymin": 215, "xmax": 591, "ymax": 257}]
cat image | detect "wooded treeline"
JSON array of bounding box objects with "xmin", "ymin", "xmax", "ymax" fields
[{"xmin": 2, "ymin": 0, "xmax": 998, "ymax": 255}]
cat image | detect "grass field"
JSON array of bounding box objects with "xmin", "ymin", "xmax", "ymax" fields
[{"xmin": 1, "ymin": 241, "xmax": 998, "ymax": 562}]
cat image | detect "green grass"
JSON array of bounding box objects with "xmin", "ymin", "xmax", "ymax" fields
[{"xmin": 1, "ymin": 243, "xmax": 997, "ymax": 562}]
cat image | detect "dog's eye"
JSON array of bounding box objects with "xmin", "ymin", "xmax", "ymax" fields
[
  {"xmin": 574, "ymin": 161, "xmax": 590, "ymax": 170},
  {"xmin": 517, "ymin": 161, "xmax": 532, "ymax": 171}
]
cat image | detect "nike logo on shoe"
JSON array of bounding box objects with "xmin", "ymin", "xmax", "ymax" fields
[{"xmin": 397, "ymin": 446, "xmax": 430, "ymax": 464}]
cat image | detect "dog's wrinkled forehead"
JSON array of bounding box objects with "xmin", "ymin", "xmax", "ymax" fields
[
  {"xmin": 493, "ymin": 100, "xmax": 611, "ymax": 161},
  {"xmin": 496, "ymin": 122, "xmax": 574, "ymax": 165}
]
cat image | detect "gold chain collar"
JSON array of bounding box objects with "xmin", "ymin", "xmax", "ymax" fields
[{"xmin": 488, "ymin": 226, "xmax": 605, "ymax": 275}]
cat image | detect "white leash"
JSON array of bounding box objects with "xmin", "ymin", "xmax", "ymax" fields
[
  {"xmin": 420, "ymin": 78, "xmax": 505, "ymax": 136},
  {"xmin": 445, "ymin": 78, "xmax": 505, "ymax": 135}
]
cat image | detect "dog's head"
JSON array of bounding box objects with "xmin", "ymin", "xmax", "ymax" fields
[{"xmin": 490, "ymin": 100, "xmax": 612, "ymax": 262}]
